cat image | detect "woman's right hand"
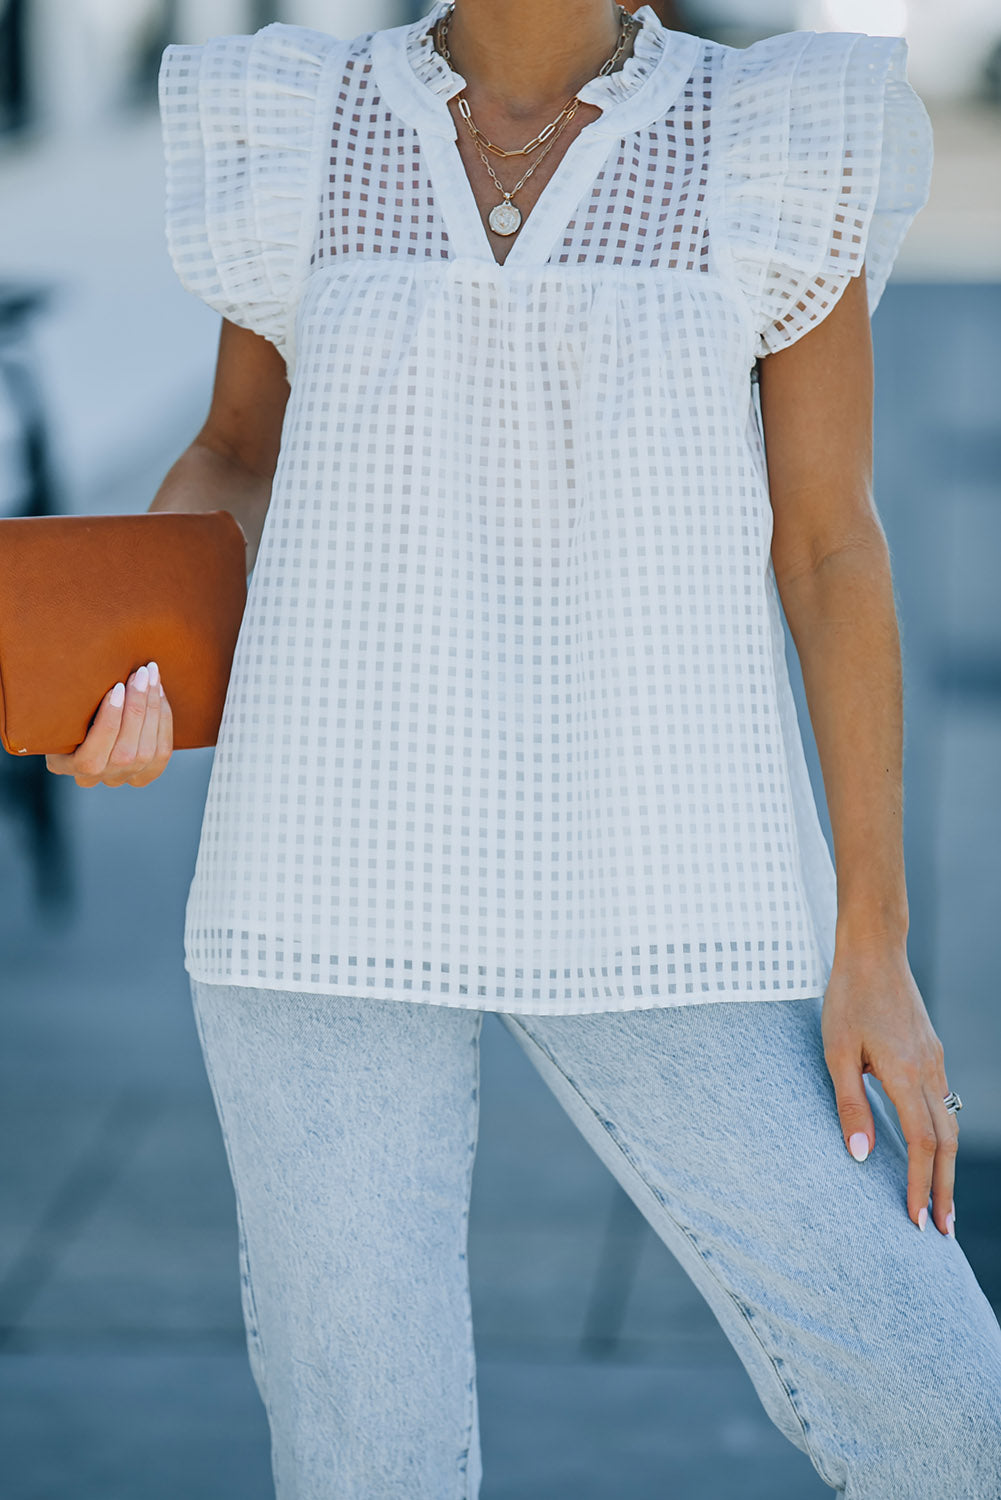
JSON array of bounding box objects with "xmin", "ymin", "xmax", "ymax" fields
[{"xmin": 45, "ymin": 661, "xmax": 174, "ymax": 788}]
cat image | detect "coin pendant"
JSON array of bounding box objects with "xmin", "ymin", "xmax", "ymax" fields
[{"xmin": 489, "ymin": 200, "xmax": 522, "ymax": 236}]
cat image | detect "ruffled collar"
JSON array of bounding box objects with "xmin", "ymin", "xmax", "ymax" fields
[{"xmin": 405, "ymin": 2, "xmax": 670, "ymax": 114}]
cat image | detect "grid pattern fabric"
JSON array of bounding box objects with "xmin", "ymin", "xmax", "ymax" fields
[
  {"xmin": 718, "ymin": 27, "xmax": 936, "ymax": 357},
  {"xmin": 158, "ymin": 23, "xmax": 339, "ymax": 371},
  {"xmin": 158, "ymin": 3, "xmax": 933, "ymax": 1012},
  {"xmin": 312, "ymin": 42, "xmax": 453, "ymax": 266},
  {"xmin": 552, "ymin": 42, "xmax": 715, "ymax": 271}
]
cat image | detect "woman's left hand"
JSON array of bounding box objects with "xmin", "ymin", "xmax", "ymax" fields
[{"xmin": 821, "ymin": 942, "xmax": 958, "ymax": 1237}]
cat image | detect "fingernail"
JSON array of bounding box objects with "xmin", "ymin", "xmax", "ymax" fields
[
  {"xmin": 848, "ymin": 1132, "xmax": 870, "ymax": 1162},
  {"xmin": 135, "ymin": 665, "xmax": 149, "ymax": 692},
  {"xmin": 159, "ymin": 681, "xmax": 165, "ymax": 698},
  {"xmin": 148, "ymin": 660, "xmax": 159, "ymax": 686},
  {"xmin": 946, "ymin": 1210, "xmax": 955, "ymax": 1237},
  {"xmin": 110, "ymin": 682, "xmax": 125, "ymax": 708},
  {"xmin": 917, "ymin": 1206, "xmax": 928, "ymax": 1232}
]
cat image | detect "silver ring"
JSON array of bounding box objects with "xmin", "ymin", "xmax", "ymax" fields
[{"xmin": 943, "ymin": 1091, "xmax": 963, "ymax": 1114}]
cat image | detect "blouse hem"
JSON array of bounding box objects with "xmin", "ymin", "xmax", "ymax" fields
[{"xmin": 182, "ymin": 964, "xmax": 829, "ymax": 1014}]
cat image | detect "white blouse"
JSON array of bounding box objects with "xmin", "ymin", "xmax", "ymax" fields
[{"xmin": 158, "ymin": 2, "xmax": 933, "ymax": 1012}]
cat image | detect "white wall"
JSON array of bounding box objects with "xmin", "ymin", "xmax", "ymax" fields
[
  {"xmin": 27, "ymin": 0, "xmax": 166, "ymax": 130},
  {"xmin": 277, "ymin": 2, "xmax": 414, "ymax": 33},
  {"xmin": 171, "ymin": 0, "xmax": 258, "ymax": 44},
  {"xmin": 20, "ymin": 1, "xmax": 415, "ymax": 137},
  {"xmin": 170, "ymin": 2, "xmax": 415, "ymax": 45}
]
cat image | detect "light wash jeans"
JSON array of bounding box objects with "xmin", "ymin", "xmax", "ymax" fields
[{"xmin": 189, "ymin": 979, "xmax": 1001, "ymax": 1499}]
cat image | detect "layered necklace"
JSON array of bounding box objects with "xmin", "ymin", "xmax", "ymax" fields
[{"xmin": 433, "ymin": 2, "xmax": 640, "ymax": 237}]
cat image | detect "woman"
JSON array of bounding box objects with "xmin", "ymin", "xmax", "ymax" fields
[{"xmin": 47, "ymin": 1, "xmax": 1001, "ymax": 1494}]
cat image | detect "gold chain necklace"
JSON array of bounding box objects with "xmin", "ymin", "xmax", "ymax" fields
[{"xmin": 434, "ymin": 2, "xmax": 638, "ymax": 237}]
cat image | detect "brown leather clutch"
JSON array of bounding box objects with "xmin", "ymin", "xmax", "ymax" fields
[{"xmin": 0, "ymin": 510, "xmax": 247, "ymax": 756}]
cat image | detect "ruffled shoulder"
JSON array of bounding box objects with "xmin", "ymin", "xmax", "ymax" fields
[
  {"xmin": 716, "ymin": 29, "xmax": 933, "ymax": 359},
  {"xmin": 158, "ymin": 23, "xmax": 347, "ymax": 378}
]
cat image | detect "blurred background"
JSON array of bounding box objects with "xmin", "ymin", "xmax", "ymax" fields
[{"xmin": 1, "ymin": 1, "xmax": 998, "ymax": 1496}]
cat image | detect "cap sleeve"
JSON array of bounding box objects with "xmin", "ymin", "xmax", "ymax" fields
[
  {"xmin": 158, "ymin": 23, "xmax": 344, "ymax": 376},
  {"xmin": 718, "ymin": 29, "xmax": 934, "ymax": 359}
]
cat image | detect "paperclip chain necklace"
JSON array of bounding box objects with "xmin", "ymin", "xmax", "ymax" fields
[{"xmin": 434, "ymin": 2, "xmax": 639, "ymax": 236}]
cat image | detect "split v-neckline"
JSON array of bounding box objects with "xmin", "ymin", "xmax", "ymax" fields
[{"xmin": 369, "ymin": 2, "xmax": 702, "ymax": 271}]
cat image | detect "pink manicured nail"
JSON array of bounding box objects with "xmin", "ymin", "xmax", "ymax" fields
[
  {"xmin": 110, "ymin": 682, "xmax": 125, "ymax": 708},
  {"xmin": 135, "ymin": 665, "xmax": 149, "ymax": 692},
  {"xmin": 148, "ymin": 660, "xmax": 159, "ymax": 686},
  {"xmin": 946, "ymin": 1211, "xmax": 955, "ymax": 1237},
  {"xmin": 917, "ymin": 1206, "xmax": 928, "ymax": 1232},
  {"xmin": 848, "ymin": 1132, "xmax": 870, "ymax": 1162}
]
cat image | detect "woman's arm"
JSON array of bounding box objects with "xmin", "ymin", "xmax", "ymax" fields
[
  {"xmin": 147, "ymin": 318, "xmax": 290, "ymax": 576},
  {"xmin": 45, "ymin": 320, "xmax": 289, "ymax": 791},
  {"xmin": 759, "ymin": 268, "xmax": 957, "ymax": 1238}
]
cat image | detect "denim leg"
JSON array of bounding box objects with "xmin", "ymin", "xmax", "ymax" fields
[
  {"xmin": 500, "ymin": 995, "xmax": 1001, "ymax": 1498},
  {"xmin": 190, "ymin": 979, "xmax": 483, "ymax": 1500}
]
